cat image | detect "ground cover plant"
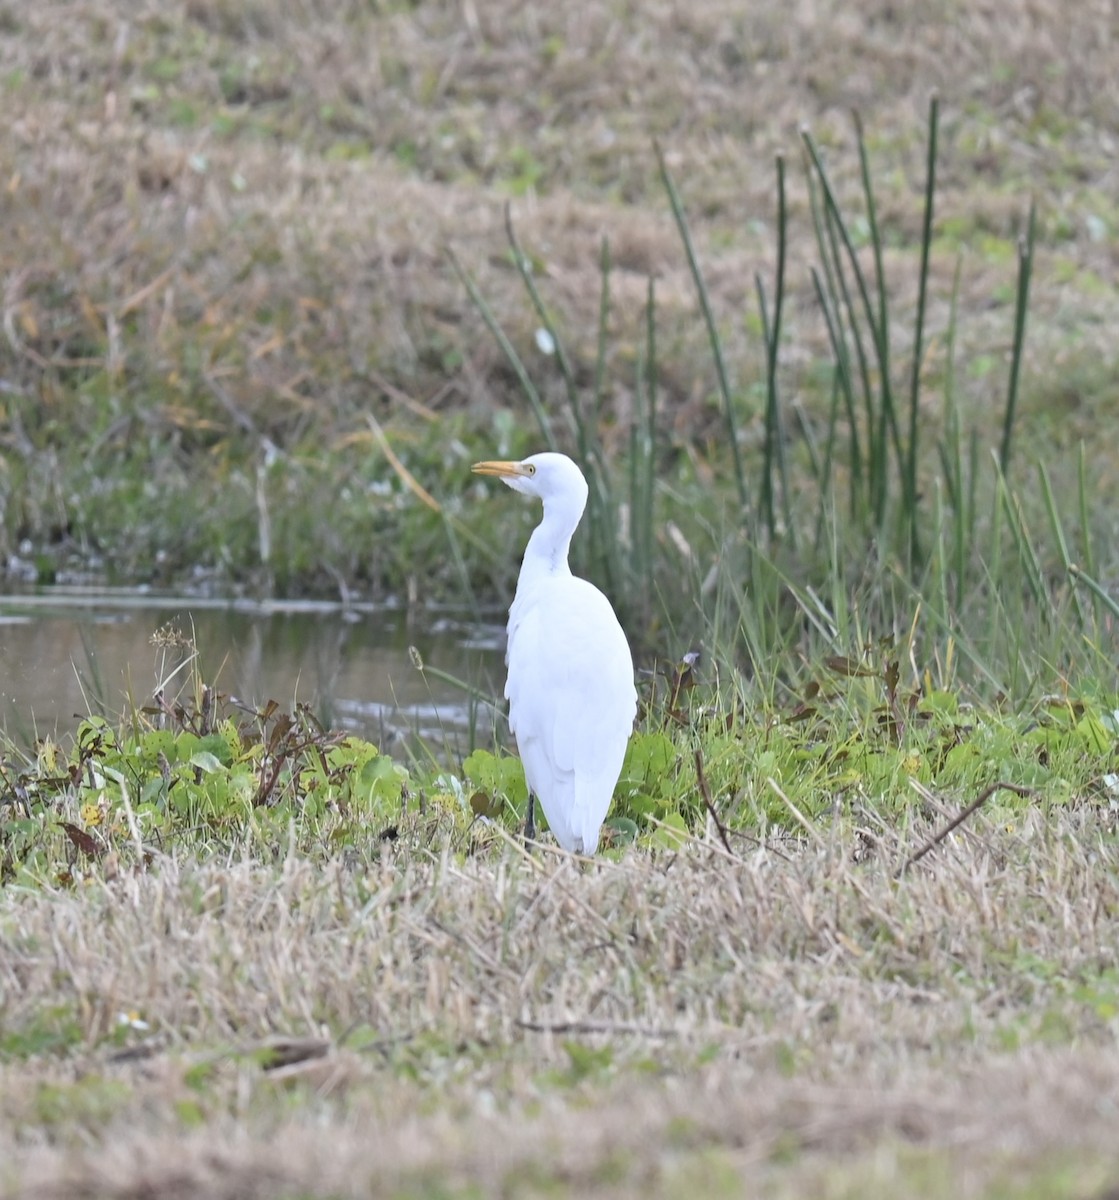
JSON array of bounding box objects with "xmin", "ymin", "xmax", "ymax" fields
[
  {"xmin": 2, "ymin": 0, "xmax": 1119, "ymax": 1196},
  {"xmin": 2, "ymin": 634, "xmax": 1118, "ymax": 1198}
]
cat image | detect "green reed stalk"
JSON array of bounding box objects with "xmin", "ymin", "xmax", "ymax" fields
[
  {"xmin": 906, "ymin": 94, "xmax": 940, "ymax": 564},
  {"xmin": 757, "ymin": 154, "xmax": 791, "ymax": 543},
  {"xmin": 449, "ymin": 249, "xmax": 556, "ymax": 450},
  {"xmin": 657, "ymin": 142, "xmax": 749, "ymax": 510},
  {"xmin": 999, "ymin": 202, "xmax": 1036, "ymax": 473}
]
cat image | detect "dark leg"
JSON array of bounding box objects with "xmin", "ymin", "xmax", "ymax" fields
[{"xmin": 524, "ymin": 792, "xmax": 536, "ymax": 845}]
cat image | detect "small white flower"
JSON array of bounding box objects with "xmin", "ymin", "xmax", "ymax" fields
[
  {"xmin": 116, "ymin": 1011, "xmax": 150, "ymax": 1032},
  {"xmin": 534, "ymin": 328, "xmax": 556, "ymax": 356}
]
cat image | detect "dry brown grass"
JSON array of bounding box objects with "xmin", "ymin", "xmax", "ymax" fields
[
  {"xmin": 2, "ymin": 0, "xmax": 1117, "ymax": 448},
  {"xmin": 3, "ymin": 805, "xmax": 1119, "ymax": 1196},
  {"xmin": 4, "ymin": 1048, "xmax": 1119, "ymax": 1198}
]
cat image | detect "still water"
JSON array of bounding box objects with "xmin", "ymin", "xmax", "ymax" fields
[{"xmin": 0, "ymin": 588, "xmax": 508, "ymax": 758}]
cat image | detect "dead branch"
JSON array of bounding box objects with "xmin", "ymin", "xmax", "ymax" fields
[{"xmin": 898, "ymin": 781, "xmax": 1037, "ymax": 876}]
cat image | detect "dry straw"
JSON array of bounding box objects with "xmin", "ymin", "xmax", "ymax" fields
[{"xmin": 3, "ymin": 803, "xmax": 1118, "ymax": 1196}]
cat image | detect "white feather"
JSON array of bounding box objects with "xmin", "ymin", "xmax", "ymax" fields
[{"xmin": 474, "ymin": 452, "xmax": 637, "ymax": 854}]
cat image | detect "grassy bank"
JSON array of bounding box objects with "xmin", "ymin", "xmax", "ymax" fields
[
  {"xmin": 2, "ymin": 3, "xmax": 1117, "ymax": 616},
  {"xmin": 1, "ymin": 3, "xmax": 1116, "ymax": 703},
  {"xmin": 1, "ymin": 640, "xmax": 1118, "ymax": 1196},
  {"xmin": 3, "ymin": 815, "xmax": 1119, "ymax": 1199},
  {"xmin": 3, "ymin": 1, "xmax": 1119, "ymax": 1196}
]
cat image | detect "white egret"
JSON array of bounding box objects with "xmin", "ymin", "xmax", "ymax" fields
[{"xmin": 472, "ymin": 453, "xmax": 636, "ymax": 854}]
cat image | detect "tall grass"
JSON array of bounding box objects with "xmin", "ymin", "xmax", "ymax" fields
[{"xmin": 458, "ymin": 99, "xmax": 1113, "ymax": 699}]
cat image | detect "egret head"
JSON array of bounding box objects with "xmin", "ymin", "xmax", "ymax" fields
[{"xmin": 472, "ymin": 452, "xmax": 588, "ymax": 510}]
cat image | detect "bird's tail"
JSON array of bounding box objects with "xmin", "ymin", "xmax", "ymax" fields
[{"xmin": 570, "ymin": 773, "xmax": 615, "ymax": 855}]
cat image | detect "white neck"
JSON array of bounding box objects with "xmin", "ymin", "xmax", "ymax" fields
[{"xmin": 515, "ymin": 488, "xmax": 585, "ymax": 597}]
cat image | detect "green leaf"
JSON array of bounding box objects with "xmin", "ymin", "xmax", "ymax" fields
[
  {"xmin": 463, "ymin": 750, "xmax": 527, "ymax": 806},
  {"xmin": 198, "ymin": 732, "xmax": 236, "ymax": 766},
  {"xmin": 327, "ymin": 737, "xmax": 381, "ymax": 772},
  {"xmin": 649, "ymin": 811, "xmax": 690, "ymax": 849},
  {"xmin": 188, "ymin": 751, "xmax": 225, "ymax": 774},
  {"xmin": 140, "ymin": 777, "xmax": 169, "ymax": 808},
  {"xmin": 618, "ymin": 732, "xmax": 675, "ymax": 797},
  {"xmin": 140, "ymin": 729, "xmax": 178, "ymax": 761},
  {"xmin": 602, "ymin": 816, "xmax": 638, "ymax": 845}
]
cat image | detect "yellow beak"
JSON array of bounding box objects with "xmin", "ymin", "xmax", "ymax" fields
[{"xmin": 472, "ymin": 460, "xmax": 531, "ymax": 479}]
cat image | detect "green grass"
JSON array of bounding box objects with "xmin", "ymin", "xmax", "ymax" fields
[
  {"xmin": 3, "ymin": 634, "xmax": 1115, "ymax": 888},
  {"xmin": 3, "ymin": 673, "xmax": 1119, "ymax": 1194},
  {"xmin": 453, "ymin": 96, "xmax": 1112, "ymax": 710}
]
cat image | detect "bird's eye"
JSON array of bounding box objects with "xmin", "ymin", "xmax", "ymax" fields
[{"xmin": 525, "ymin": 464, "xmax": 536, "ymax": 475}]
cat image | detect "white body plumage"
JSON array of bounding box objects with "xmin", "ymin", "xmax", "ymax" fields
[{"xmin": 473, "ymin": 453, "xmax": 636, "ymax": 854}]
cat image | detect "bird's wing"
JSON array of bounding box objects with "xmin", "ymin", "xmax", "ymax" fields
[
  {"xmin": 507, "ymin": 579, "xmax": 635, "ymax": 765},
  {"xmin": 505, "ymin": 578, "xmax": 636, "ymax": 850}
]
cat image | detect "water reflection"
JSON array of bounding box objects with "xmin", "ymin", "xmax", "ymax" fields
[{"xmin": 0, "ymin": 589, "xmax": 507, "ymax": 758}]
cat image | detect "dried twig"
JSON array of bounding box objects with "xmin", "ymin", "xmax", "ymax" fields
[
  {"xmin": 694, "ymin": 747, "xmax": 734, "ymax": 856},
  {"xmin": 898, "ymin": 781, "xmax": 1037, "ymax": 875},
  {"xmin": 254, "ymin": 1037, "xmax": 332, "ymax": 1072},
  {"xmin": 516, "ymin": 1018, "xmax": 678, "ymax": 1039}
]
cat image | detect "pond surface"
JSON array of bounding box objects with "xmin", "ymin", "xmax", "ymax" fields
[{"xmin": 0, "ymin": 588, "xmax": 508, "ymax": 759}]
